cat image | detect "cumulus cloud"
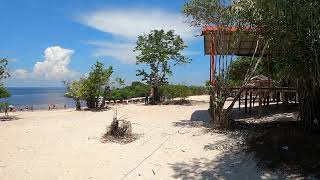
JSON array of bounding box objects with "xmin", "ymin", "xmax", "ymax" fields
[
  {"xmin": 11, "ymin": 46, "xmax": 79, "ymax": 81},
  {"xmin": 79, "ymin": 8, "xmax": 198, "ymax": 64},
  {"xmin": 33, "ymin": 46, "xmax": 77, "ymax": 80}
]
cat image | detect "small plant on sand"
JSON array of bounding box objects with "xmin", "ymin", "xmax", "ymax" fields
[{"xmin": 102, "ymin": 110, "xmax": 138, "ymax": 144}]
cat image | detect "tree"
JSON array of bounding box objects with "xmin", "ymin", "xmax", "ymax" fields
[
  {"xmin": 68, "ymin": 61, "xmax": 113, "ymax": 109},
  {"xmin": 63, "ymin": 80, "xmax": 83, "ymax": 110},
  {"xmin": 0, "ymin": 58, "xmax": 11, "ymax": 115},
  {"xmin": 134, "ymin": 30, "xmax": 190, "ymax": 104},
  {"xmin": 81, "ymin": 61, "xmax": 113, "ymax": 108}
]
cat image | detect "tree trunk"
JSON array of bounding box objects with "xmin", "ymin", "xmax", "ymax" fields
[
  {"xmin": 100, "ymin": 85, "xmax": 110, "ymax": 108},
  {"xmin": 86, "ymin": 98, "xmax": 96, "ymax": 108},
  {"xmin": 75, "ymin": 98, "xmax": 81, "ymax": 111},
  {"xmin": 152, "ymin": 86, "xmax": 160, "ymax": 104},
  {"xmin": 299, "ymin": 80, "xmax": 320, "ymax": 131}
]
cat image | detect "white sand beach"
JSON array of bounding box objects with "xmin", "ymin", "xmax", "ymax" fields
[{"xmin": 0, "ymin": 95, "xmax": 277, "ymax": 180}]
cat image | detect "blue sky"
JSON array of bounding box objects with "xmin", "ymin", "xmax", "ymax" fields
[{"xmin": 0, "ymin": 0, "xmax": 210, "ymax": 87}]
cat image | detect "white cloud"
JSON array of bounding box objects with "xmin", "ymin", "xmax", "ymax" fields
[
  {"xmin": 87, "ymin": 41, "xmax": 137, "ymax": 64},
  {"xmin": 80, "ymin": 9, "xmax": 196, "ymax": 41},
  {"xmin": 11, "ymin": 46, "xmax": 79, "ymax": 81},
  {"xmin": 79, "ymin": 8, "xmax": 198, "ymax": 64},
  {"xmin": 33, "ymin": 46, "xmax": 77, "ymax": 80}
]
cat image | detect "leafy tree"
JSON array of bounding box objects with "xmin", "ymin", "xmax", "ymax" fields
[
  {"xmin": 71, "ymin": 61, "xmax": 113, "ymax": 108},
  {"xmin": 63, "ymin": 80, "xmax": 83, "ymax": 110},
  {"xmin": 134, "ymin": 29, "xmax": 190, "ymax": 104},
  {"xmin": 0, "ymin": 58, "xmax": 11, "ymax": 115},
  {"xmin": 65, "ymin": 61, "xmax": 113, "ymax": 109},
  {"xmin": 183, "ymin": 0, "xmax": 245, "ymax": 128}
]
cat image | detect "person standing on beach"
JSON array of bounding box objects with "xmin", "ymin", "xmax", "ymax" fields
[
  {"xmin": 145, "ymin": 93, "xmax": 149, "ymax": 105},
  {"xmin": 30, "ymin": 105, "xmax": 33, "ymax": 112},
  {"xmin": 4, "ymin": 104, "xmax": 8, "ymax": 116}
]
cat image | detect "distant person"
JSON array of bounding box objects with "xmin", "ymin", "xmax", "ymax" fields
[
  {"xmin": 4, "ymin": 104, "xmax": 8, "ymax": 116},
  {"xmin": 64, "ymin": 104, "xmax": 67, "ymax": 109},
  {"xmin": 30, "ymin": 105, "xmax": 33, "ymax": 112},
  {"xmin": 145, "ymin": 93, "xmax": 149, "ymax": 105},
  {"xmin": 48, "ymin": 104, "xmax": 51, "ymax": 111}
]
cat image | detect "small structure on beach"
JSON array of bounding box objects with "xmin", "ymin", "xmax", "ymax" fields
[
  {"xmin": 202, "ymin": 26, "xmax": 297, "ymax": 117},
  {"xmin": 247, "ymin": 75, "xmax": 272, "ymax": 88}
]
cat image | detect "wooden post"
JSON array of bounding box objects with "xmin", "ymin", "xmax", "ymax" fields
[
  {"xmin": 258, "ymin": 90, "xmax": 263, "ymax": 117},
  {"xmin": 245, "ymin": 90, "xmax": 248, "ymax": 113},
  {"xmin": 238, "ymin": 91, "xmax": 241, "ymax": 112},
  {"xmin": 249, "ymin": 91, "xmax": 252, "ymax": 115},
  {"xmin": 277, "ymin": 92, "xmax": 280, "ymax": 105}
]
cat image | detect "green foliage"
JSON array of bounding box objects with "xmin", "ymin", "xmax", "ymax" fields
[
  {"xmin": 135, "ymin": 29, "xmax": 190, "ymax": 103},
  {"xmin": 0, "ymin": 58, "xmax": 11, "ymax": 100},
  {"xmin": 0, "ymin": 85, "xmax": 10, "ymax": 99},
  {"xmin": 64, "ymin": 61, "xmax": 113, "ymax": 109},
  {"xmin": 160, "ymin": 84, "xmax": 204, "ymax": 100},
  {"xmin": 80, "ymin": 61, "xmax": 113, "ymax": 102},
  {"xmin": 110, "ymin": 81, "xmax": 150, "ymax": 100},
  {"xmin": 184, "ymin": 0, "xmax": 320, "ymax": 130},
  {"xmin": 183, "ymin": 0, "xmax": 235, "ymax": 26},
  {"xmin": 228, "ymin": 57, "xmax": 271, "ymax": 86},
  {"xmin": 0, "ymin": 58, "xmax": 10, "ymax": 80},
  {"xmin": 233, "ymin": 0, "xmax": 320, "ymax": 130}
]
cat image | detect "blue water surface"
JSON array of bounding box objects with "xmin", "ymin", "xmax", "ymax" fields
[{"xmin": 2, "ymin": 87, "xmax": 77, "ymax": 110}]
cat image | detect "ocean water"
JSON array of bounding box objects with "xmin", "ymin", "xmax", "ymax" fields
[{"xmin": 2, "ymin": 87, "xmax": 77, "ymax": 110}]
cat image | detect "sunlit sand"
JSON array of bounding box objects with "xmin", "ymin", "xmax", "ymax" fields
[{"xmin": 0, "ymin": 95, "xmax": 276, "ymax": 179}]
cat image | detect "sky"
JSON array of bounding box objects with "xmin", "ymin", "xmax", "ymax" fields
[{"xmin": 0, "ymin": 0, "xmax": 210, "ymax": 87}]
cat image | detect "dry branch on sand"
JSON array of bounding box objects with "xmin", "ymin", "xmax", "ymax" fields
[{"xmin": 101, "ymin": 110, "xmax": 139, "ymax": 144}]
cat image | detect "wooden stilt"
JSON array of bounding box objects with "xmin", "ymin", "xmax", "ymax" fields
[
  {"xmin": 259, "ymin": 90, "xmax": 263, "ymax": 117},
  {"xmin": 245, "ymin": 91, "xmax": 248, "ymax": 113},
  {"xmin": 249, "ymin": 91, "xmax": 252, "ymax": 115},
  {"xmin": 238, "ymin": 91, "xmax": 241, "ymax": 112}
]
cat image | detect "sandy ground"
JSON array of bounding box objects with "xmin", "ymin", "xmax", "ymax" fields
[{"xmin": 0, "ymin": 95, "xmax": 278, "ymax": 180}]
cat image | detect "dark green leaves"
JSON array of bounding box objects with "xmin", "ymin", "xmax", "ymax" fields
[{"xmin": 134, "ymin": 29, "xmax": 190, "ymax": 87}]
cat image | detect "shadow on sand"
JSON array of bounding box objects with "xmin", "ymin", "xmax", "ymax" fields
[
  {"xmin": 169, "ymin": 148, "xmax": 279, "ymax": 179},
  {"xmin": 0, "ymin": 116, "xmax": 20, "ymax": 121},
  {"xmin": 173, "ymin": 110, "xmax": 211, "ymax": 128},
  {"xmin": 171, "ymin": 103, "xmax": 319, "ymax": 178}
]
